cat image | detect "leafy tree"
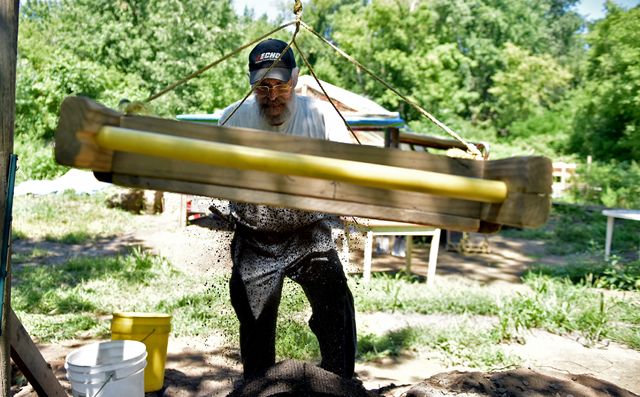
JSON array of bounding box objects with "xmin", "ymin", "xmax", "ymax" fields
[
  {"xmin": 569, "ymin": 2, "xmax": 640, "ymax": 161},
  {"xmin": 488, "ymin": 43, "xmax": 572, "ymax": 134},
  {"xmin": 45, "ymin": 0, "xmax": 247, "ymax": 114},
  {"xmin": 14, "ymin": 0, "xmax": 254, "ymax": 180}
]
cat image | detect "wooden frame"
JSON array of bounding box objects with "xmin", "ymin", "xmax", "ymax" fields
[{"xmin": 55, "ymin": 96, "xmax": 553, "ymax": 232}]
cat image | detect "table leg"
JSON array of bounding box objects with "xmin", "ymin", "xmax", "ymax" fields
[
  {"xmin": 405, "ymin": 236, "xmax": 413, "ymax": 273},
  {"xmin": 426, "ymin": 229, "xmax": 441, "ymax": 287},
  {"xmin": 605, "ymin": 216, "xmax": 614, "ymax": 260},
  {"xmin": 363, "ymin": 230, "xmax": 373, "ymax": 283}
]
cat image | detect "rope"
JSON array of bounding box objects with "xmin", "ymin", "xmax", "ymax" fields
[
  {"xmin": 292, "ymin": 40, "xmax": 361, "ymax": 144},
  {"xmin": 139, "ymin": 0, "xmax": 481, "ymax": 158},
  {"xmin": 142, "ymin": 20, "xmax": 296, "ymax": 105},
  {"xmin": 298, "ymin": 20, "xmax": 483, "ymax": 159}
]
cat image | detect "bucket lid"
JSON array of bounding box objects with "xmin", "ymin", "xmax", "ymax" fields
[
  {"xmin": 111, "ymin": 312, "xmax": 172, "ymax": 334},
  {"xmin": 112, "ymin": 312, "xmax": 172, "ymax": 320},
  {"xmin": 65, "ymin": 340, "xmax": 147, "ymax": 374}
]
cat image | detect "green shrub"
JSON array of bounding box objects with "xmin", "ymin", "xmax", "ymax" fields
[{"xmin": 568, "ymin": 161, "xmax": 640, "ymax": 208}]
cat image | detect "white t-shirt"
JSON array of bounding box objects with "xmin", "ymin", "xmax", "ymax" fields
[
  {"xmin": 219, "ymin": 93, "xmax": 353, "ymax": 143},
  {"xmin": 217, "ymin": 93, "xmax": 351, "ymax": 232}
]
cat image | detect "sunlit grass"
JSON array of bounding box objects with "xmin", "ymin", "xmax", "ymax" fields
[
  {"xmin": 503, "ymin": 204, "xmax": 640, "ymax": 256},
  {"xmin": 12, "ymin": 193, "xmax": 640, "ymax": 369},
  {"xmin": 12, "ymin": 191, "xmax": 134, "ymax": 243},
  {"xmin": 13, "ymin": 243, "xmax": 640, "ymax": 372}
]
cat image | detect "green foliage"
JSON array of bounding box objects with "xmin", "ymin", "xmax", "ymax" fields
[
  {"xmin": 568, "ymin": 161, "xmax": 640, "ymax": 208},
  {"xmin": 569, "ymin": 4, "xmax": 640, "ymax": 162},
  {"xmin": 488, "ymin": 43, "xmax": 572, "ymax": 132},
  {"xmin": 14, "ymin": 137, "xmax": 67, "ymax": 183},
  {"xmin": 358, "ymin": 327, "xmax": 420, "ymax": 360},
  {"xmin": 496, "ymin": 274, "xmax": 612, "ymax": 345},
  {"xmin": 15, "ymin": 0, "xmax": 252, "ymax": 180},
  {"xmin": 530, "ymin": 260, "xmax": 640, "ymax": 291}
]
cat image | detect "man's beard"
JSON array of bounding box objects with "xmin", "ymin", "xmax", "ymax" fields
[{"xmin": 258, "ymin": 97, "xmax": 291, "ymax": 126}]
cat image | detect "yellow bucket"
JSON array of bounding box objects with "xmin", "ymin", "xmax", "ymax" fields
[{"xmin": 110, "ymin": 312, "xmax": 172, "ymax": 392}]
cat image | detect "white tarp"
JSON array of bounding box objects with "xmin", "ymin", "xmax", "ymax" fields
[{"xmin": 15, "ymin": 169, "xmax": 111, "ymax": 196}]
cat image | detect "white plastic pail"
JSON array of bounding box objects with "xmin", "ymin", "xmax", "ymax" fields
[{"xmin": 65, "ymin": 340, "xmax": 147, "ymax": 397}]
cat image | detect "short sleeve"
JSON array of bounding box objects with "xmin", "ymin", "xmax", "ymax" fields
[{"xmin": 319, "ymin": 102, "xmax": 355, "ymax": 144}]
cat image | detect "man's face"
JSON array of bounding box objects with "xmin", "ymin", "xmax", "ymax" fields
[{"xmin": 253, "ymin": 78, "xmax": 293, "ymax": 126}]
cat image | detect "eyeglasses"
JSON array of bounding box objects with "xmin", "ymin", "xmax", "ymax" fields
[{"xmin": 253, "ymin": 83, "xmax": 291, "ymax": 97}]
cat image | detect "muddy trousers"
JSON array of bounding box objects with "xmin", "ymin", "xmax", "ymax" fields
[{"xmin": 229, "ymin": 249, "xmax": 357, "ymax": 380}]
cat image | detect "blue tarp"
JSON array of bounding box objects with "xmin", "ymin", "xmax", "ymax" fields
[{"xmin": 176, "ymin": 113, "xmax": 405, "ymax": 128}]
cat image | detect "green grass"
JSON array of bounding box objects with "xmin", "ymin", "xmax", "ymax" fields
[
  {"xmin": 526, "ymin": 259, "xmax": 640, "ymax": 291},
  {"xmin": 11, "ymin": 194, "xmax": 640, "ymax": 369},
  {"xmin": 12, "ymin": 191, "xmax": 134, "ymax": 243},
  {"xmin": 358, "ymin": 327, "xmax": 421, "ymax": 361},
  {"xmin": 503, "ymin": 204, "xmax": 640, "ymax": 256},
  {"xmin": 13, "ymin": 248, "xmax": 217, "ymax": 342},
  {"xmin": 352, "ymin": 272, "xmax": 501, "ymax": 316},
  {"xmin": 11, "ymin": 247, "xmax": 53, "ymax": 264},
  {"xmin": 14, "ymin": 248, "xmax": 640, "ymax": 366}
]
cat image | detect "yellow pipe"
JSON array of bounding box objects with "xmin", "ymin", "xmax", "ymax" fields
[{"xmin": 96, "ymin": 126, "xmax": 508, "ymax": 203}]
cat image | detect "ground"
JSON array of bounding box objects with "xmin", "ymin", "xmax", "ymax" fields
[{"xmin": 10, "ymin": 194, "xmax": 640, "ymax": 396}]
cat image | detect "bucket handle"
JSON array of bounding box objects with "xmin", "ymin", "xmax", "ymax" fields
[
  {"xmin": 90, "ymin": 371, "xmax": 114, "ymax": 397},
  {"xmin": 140, "ymin": 327, "xmax": 156, "ymax": 343}
]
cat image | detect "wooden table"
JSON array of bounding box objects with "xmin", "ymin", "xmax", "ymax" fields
[
  {"xmin": 349, "ymin": 220, "xmax": 441, "ymax": 286},
  {"xmin": 602, "ymin": 209, "xmax": 640, "ymax": 260}
]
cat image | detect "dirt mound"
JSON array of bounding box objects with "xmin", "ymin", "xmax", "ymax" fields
[
  {"xmin": 403, "ymin": 368, "xmax": 639, "ymax": 397},
  {"xmin": 228, "ymin": 360, "xmax": 376, "ymax": 397}
]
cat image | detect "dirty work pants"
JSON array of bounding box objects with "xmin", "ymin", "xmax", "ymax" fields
[{"xmin": 229, "ymin": 226, "xmax": 357, "ymax": 380}]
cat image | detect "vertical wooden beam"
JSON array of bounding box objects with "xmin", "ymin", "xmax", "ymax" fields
[
  {"xmin": 384, "ymin": 127, "xmax": 400, "ymax": 149},
  {"xmin": 0, "ymin": 0, "xmax": 19, "ymax": 394}
]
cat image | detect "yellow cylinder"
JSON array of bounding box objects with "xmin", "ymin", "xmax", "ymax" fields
[
  {"xmin": 110, "ymin": 312, "xmax": 172, "ymax": 392},
  {"xmin": 96, "ymin": 126, "xmax": 508, "ymax": 204}
]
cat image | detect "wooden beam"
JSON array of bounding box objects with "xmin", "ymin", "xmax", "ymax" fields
[
  {"xmin": 9, "ymin": 308, "xmax": 67, "ymax": 397},
  {"xmin": 56, "ymin": 96, "xmax": 553, "ymax": 230},
  {"xmin": 1, "ymin": 0, "xmax": 19, "ymax": 394},
  {"xmin": 97, "ymin": 126, "xmax": 508, "ymax": 203},
  {"xmin": 107, "ymin": 173, "xmax": 483, "ymax": 231},
  {"xmin": 111, "ymin": 152, "xmax": 484, "ymax": 218},
  {"xmin": 399, "ymin": 132, "xmax": 468, "ymax": 151}
]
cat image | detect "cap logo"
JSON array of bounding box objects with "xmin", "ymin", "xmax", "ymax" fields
[{"xmin": 256, "ymin": 52, "xmax": 282, "ymax": 63}]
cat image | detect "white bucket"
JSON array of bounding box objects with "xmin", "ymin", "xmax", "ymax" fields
[{"xmin": 65, "ymin": 340, "xmax": 147, "ymax": 397}]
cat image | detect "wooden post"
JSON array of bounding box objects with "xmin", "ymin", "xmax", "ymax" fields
[
  {"xmin": 384, "ymin": 127, "xmax": 400, "ymax": 148},
  {"xmin": 1, "ymin": 0, "xmax": 19, "ymax": 394}
]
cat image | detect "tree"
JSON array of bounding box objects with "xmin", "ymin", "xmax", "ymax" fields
[
  {"xmin": 15, "ymin": 0, "xmax": 255, "ymax": 180},
  {"xmin": 569, "ymin": 2, "xmax": 640, "ymax": 161},
  {"xmin": 488, "ymin": 43, "xmax": 572, "ymax": 134}
]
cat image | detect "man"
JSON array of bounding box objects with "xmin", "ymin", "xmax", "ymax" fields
[{"xmin": 217, "ymin": 38, "xmax": 357, "ymax": 381}]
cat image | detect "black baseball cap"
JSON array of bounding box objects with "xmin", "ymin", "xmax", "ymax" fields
[{"xmin": 248, "ymin": 39, "xmax": 296, "ymax": 85}]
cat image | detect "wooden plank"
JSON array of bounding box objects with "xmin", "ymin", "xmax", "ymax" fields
[
  {"xmin": 55, "ymin": 97, "xmax": 553, "ymax": 230},
  {"xmin": 9, "ymin": 308, "xmax": 67, "ymax": 397},
  {"xmin": 399, "ymin": 132, "xmax": 468, "ymax": 151},
  {"xmin": 111, "ymin": 151, "xmax": 483, "ymax": 218},
  {"xmin": 120, "ymin": 113, "xmax": 485, "ymax": 178},
  {"xmin": 107, "ymin": 173, "xmax": 482, "ymax": 231},
  {"xmin": 1, "ymin": 0, "xmax": 19, "ymax": 393},
  {"xmin": 481, "ymin": 192, "xmax": 552, "ymax": 228},
  {"xmin": 55, "ymin": 96, "xmax": 120, "ymax": 171},
  {"xmin": 483, "ymin": 156, "xmax": 553, "ymax": 194}
]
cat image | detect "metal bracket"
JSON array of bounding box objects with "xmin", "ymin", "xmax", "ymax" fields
[{"xmin": 0, "ymin": 154, "xmax": 18, "ymax": 335}]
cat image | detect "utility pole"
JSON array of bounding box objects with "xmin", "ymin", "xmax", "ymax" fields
[{"xmin": 0, "ymin": 0, "xmax": 19, "ymax": 394}]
